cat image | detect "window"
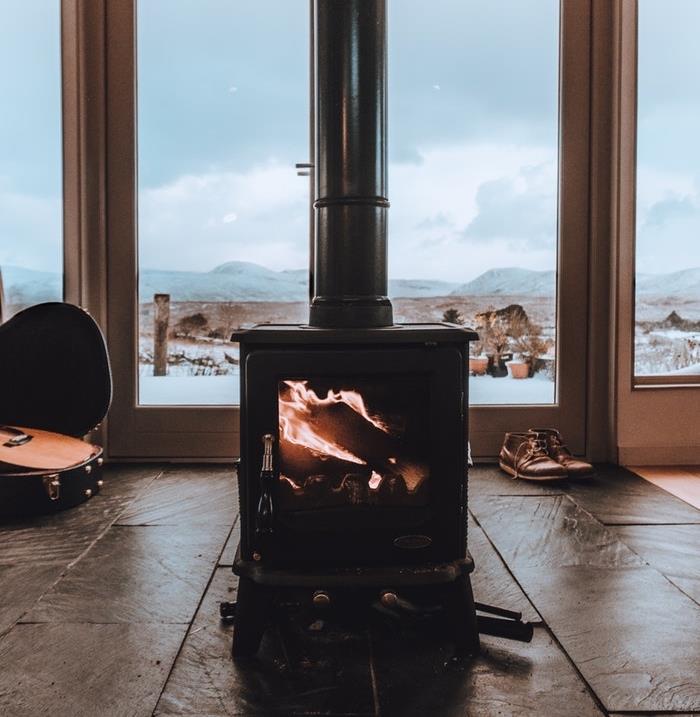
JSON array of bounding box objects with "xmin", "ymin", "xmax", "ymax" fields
[
  {"xmin": 136, "ymin": 0, "xmax": 309, "ymax": 406},
  {"xmin": 107, "ymin": 0, "xmax": 591, "ymax": 458},
  {"xmin": 0, "ymin": 1, "xmax": 63, "ymax": 319},
  {"xmin": 635, "ymin": 0, "xmax": 700, "ymax": 382},
  {"xmin": 389, "ymin": 0, "xmax": 560, "ymax": 405}
]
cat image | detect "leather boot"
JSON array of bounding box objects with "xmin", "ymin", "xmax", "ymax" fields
[
  {"xmin": 529, "ymin": 428, "xmax": 595, "ymax": 479},
  {"xmin": 498, "ymin": 432, "xmax": 568, "ymax": 481}
]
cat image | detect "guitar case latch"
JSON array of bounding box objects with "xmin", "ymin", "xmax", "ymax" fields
[{"xmin": 42, "ymin": 473, "xmax": 61, "ymax": 501}]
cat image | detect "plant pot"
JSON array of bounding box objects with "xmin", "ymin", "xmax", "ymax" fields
[
  {"xmin": 505, "ymin": 360, "xmax": 530, "ymax": 379},
  {"xmin": 469, "ymin": 356, "xmax": 489, "ymax": 375}
]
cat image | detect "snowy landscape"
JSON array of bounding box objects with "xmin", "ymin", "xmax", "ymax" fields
[{"xmin": 3, "ymin": 261, "xmax": 700, "ymax": 405}]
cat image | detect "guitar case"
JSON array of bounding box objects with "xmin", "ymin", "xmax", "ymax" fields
[{"xmin": 0, "ymin": 302, "xmax": 113, "ymax": 518}]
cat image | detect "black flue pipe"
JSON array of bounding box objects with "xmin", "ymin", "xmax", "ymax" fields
[{"xmin": 309, "ymin": 0, "xmax": 394, "ymax": 328}]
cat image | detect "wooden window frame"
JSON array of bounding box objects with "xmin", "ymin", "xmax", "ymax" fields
[{"xmin": 67, "ymin": 0, "xmax": 596, "ymax": 461}]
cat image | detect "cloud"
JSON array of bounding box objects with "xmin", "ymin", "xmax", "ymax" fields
[
  {"xmin": 1, "ymin": 140, "xmax": 563, "ymax": 286},
  {"xmin": 461, "ymin": 162, "xmax": 557, "ymax": 250},
  {"xmin": 0, "ymin": 184, "xmax": 62, "ymax": 273},
  {"xmin": 635, "ymin": 166, "xmax": 700, "ymax": 274},
  {"xmin": 138, "ymin": 140, "xmax": 560, "ymax": 283},
  {"xmin": 643, "ymin": 195, "xmax": 695, "ymax": 228},
  {"xmin": 138, "ymin": 160, "xmax": 308, "ymax": 272},
  {"xmin": 636, "ymin": 190, "xmax": 700, "ymax": 274},
  {"xmin": 387, "ymin": 142, "xmax": 558, "ymax": 282}
]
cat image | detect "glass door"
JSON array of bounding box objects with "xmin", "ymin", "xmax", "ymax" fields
[
  {"xmin": 0, "ymin": 1, "xmax": 63, "ymax": 320},
  {"xmin": 106, "ymin": 0, "xmax": 590, "ymax": 459},
  {"xmin": 107, "ymin": 0, "xmax": 310, "ymax": 457},
  {"xmin": 389, "ymin": 0, "xmax": 590, "ymax": 456},
  {"xmin": 634, "ymin": 0, "xmax": 700, "ymax": 385}
]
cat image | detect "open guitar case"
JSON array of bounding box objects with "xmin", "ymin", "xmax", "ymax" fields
[{"xmin": 0, "ymin": 302, "xmax": 113, "ymax": 519}]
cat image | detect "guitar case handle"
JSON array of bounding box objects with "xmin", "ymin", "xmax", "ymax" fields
[{"xmin": 0, "ymin": 426, "xmax": 33, "ymax": 447}]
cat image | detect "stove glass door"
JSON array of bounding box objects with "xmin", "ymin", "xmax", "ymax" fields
[{"xmin": 277, "ymin": 375, "xmax": 430, "ymax": 511}]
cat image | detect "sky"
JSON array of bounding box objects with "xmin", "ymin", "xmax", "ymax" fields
[{"xmin": 0, "ymin": 0, "xmax": 699, "ymax": 283}]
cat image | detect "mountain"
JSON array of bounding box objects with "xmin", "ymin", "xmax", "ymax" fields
[
  {"xmin": 389, "ymin": 278, "xmax": 460, "ymax": 298},
  {"xmin": 451, "ymin": 268, "xmax": 556, "ymax": 296},
  {"xmin": 142, "ymin": 262, "xmax": 307, "ymax": 302},
  {"xmin": 636, "ymin": 268, "xmax": 700, "ymax": 297},
  {"xmin": 0, "ymin": 265, "xmax": 62, "ymax": 306},
  {"xmin": 142, "ymin": 263, "xmax": 459, "ymax": 301},
  {"xmin": 4, "ymin": 262, "xmax": 700, "ymax": 306}
]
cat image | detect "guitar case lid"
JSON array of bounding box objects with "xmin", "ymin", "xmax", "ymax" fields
[{"xmin": 0, "ymin": 302, "xmax": 112, "ymax": 438}]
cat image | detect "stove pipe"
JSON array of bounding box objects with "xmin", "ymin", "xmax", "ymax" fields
[{"xmin": 309, "ymin": 0, "xmax": 394, "ymax": 328}]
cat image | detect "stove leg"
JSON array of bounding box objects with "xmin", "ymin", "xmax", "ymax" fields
[
  {"xmin": 447, "ymin": 574, "xmax": 480, "ymax": 657},
  {"xmin": 231, "ymin": 576, "xmax": 271, "ymax": 660}
]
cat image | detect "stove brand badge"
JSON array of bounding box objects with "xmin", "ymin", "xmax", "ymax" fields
[{"xmin": 394, "ymin": 534, "xmax": 432, "ymax": 550}]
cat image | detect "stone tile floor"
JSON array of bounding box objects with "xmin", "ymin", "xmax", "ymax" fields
[{"xmin": 1, "ymin": 463, "xmax": 699, "ymax": 716}]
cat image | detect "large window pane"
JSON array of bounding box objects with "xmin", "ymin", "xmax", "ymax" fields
[
  {"xmin": 635, "ymin": 0, "xmax": 700, "ymax": 379},
  {"xmin": 389, "ymin": 0, "xmax": 559, "ymax": 405},
  {"xmin": 0, "ymin": 1, "xmax": 63, "ymax": 319},
  {"xmin": 137, "ymin": 0, "xmax": 309, "ymax": 405}
]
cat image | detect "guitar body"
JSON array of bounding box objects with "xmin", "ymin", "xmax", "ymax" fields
[
  {"xmin": 0, "ymin": 303, "xmax": 112, "ymax": 519},
  {"xmin": 0, "ymin": 426, "xmax": 97, "ymax": 471},
  {"xmin": 0, "ymin": 302, "xmax": 112, "ymax": 438},
  {"xmin": 0, "ymin": 448, "xmax": 104, "ymax": 520}
]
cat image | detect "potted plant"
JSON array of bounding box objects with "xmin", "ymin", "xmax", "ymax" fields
[
  {"xmin": 468, "ymin": 340, "xmax": 489, "ymax": 375},
  {"xmin": 505, "ymin": 353, "xmax": 530, "ymax": 379},
  {"xmin": 511, "ymin": 323, "xmax": 550, "ymax": 378}
]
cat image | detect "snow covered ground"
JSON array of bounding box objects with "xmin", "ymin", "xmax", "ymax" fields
[
  {"xmin": 139, "ymin": 371, "xmax": 555, "ymax": 406},
  {"xmin": 470, "ymin": 373, "xmax": 555, "ymax": 405}
]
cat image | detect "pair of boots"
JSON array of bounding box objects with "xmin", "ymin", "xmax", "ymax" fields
[{"xmin": 499, "ymin": 428, "xmax": 594, "ymax": 481}]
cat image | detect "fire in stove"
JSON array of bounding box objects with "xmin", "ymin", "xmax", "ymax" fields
[{"xmin": 277, "ymin": 378, "xmax": 430, "ymax": 510}]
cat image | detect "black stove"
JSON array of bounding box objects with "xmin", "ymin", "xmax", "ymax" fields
[{"xmin": 226, "ymin": 0, "xmax": 530, "ymax": 659}]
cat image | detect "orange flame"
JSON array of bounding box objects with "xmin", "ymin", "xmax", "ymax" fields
[{"xmin": 279, "ymin": 380, "xmax": 391, "ymax": 464}]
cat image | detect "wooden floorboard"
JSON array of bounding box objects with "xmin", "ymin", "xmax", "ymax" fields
[{"xmin": 629, "ymin": 466, "xmax": 700, "ymax": 511}]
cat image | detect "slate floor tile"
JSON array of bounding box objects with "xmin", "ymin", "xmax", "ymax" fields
[
  {"xmin": 615, "ymin": 524, "xmax": 700, "ymax": 606},
  {"xmin": 467, "ymin": 516, "xmax": 540, "ymax": 624},
  {"xmin": 117, "ymin": 465, "xmax": 237, "ymax": 527},
  {"xmin": 565, "ymin": 465, "xmax": 700, "ymax": 525},
  {"xmin": 0, "ymin": 622, "xmax": 183, "ymax": 717},
  {"xmin": 0, "ymin": 563, "xmax": 65, "ymax": 636},
  {"xmin": 24, "ymin": 524, "xmax": 229, "ymax": 624},
  {"xmin": 511, "ymin": 565, "xmax": 700, "ymax": 713},
  {"xmin": 371, "ymin": 624, "xmax": 603, "ymax": 717},
  {"xmin": 219, "ymin": 515, "xmax": 241, "ymax": 567},
  {"xmin": 469, "ymin": 465, "xmax": 565, "ymax": 497},
  {"xmin": 471, "ymin": 494, "xmax": 644, "ymax": 569},
  {"xmin": 155, "ymin": 568, "xmax": 376, "ymax": 716}
]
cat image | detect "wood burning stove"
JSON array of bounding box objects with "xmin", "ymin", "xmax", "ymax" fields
[
  {"xmin": 226, "ymin": 0, "xmax": 530, "ymax": 659},
  {"xmin": 236, "ymin": 325, "xmax": 474, "ymax": 568},
  {"xmin": 231, "ymin": 324, "xmax": 479, "ymax": 657}
]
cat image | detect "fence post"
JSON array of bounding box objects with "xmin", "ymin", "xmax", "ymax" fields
[{"xmin": 153, "ymin": 293, "xmax": 170, "ymax": 376}]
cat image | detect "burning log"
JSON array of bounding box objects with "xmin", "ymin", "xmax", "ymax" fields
[
  {"xmin": 279, "ymin": 439, "xmax": 362, "ymax": 482},
  {"xmin": 334, "ymin": 473, "xmax": 369, "ymax": 505}
]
